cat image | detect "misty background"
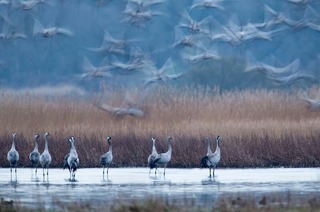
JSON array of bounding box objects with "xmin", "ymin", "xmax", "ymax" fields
[{"xmin": 0, "ymin": 0, "xmax": 320, "ymax": 95}]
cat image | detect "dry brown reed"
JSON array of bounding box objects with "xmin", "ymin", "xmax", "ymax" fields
[{"xmin": 0, "ymin": 87, "xmax": 320, "ymax": 168}]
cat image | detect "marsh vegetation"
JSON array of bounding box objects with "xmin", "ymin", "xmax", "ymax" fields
[{"xmin": 0, "ymin": 88, "xmax": 319, "ymax": 168}]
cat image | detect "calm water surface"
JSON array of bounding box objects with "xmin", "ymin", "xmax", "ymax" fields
[{"xmin": 0, "ymin": 168, "xmax": 319, "ymax": 209}]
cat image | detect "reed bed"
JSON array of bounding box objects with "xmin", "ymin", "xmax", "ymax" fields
[{"xmin": 0, "ymin": 87, "xmax": 320, "ymax": 168}]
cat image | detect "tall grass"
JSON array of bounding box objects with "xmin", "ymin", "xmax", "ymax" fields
[{"xmin": 0, "ymin": 87, "xmax": 320, "ymax": 168}]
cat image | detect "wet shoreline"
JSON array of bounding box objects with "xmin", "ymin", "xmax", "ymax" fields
[{"xmin": 0, "ymin": 168, "xmax": 319, "ymax": 209}]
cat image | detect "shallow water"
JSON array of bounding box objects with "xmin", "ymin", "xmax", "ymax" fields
[{"xmin": 0, "ymin": 168, "xmax": 319, "ymax": 209}]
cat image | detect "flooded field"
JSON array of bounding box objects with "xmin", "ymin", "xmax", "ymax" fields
[{"xmin": 0, "ymin": 168, "xmax": 319, "ymax": 209}]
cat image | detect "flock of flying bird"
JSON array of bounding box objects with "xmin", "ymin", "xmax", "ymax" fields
[
  {"xmin": 1, "ymin": 0, "xmax": 320, "ymax": 116},
  {"xmin": 89, "ymin": 0, "xmax": 320, "ymax": 113},
  {"xmin": 87, "ymin": 0, "xmax": 320, "ymax": 116},
  {"xmin": 5, "ymin": 132, "xmax": 222, "ymax": 181}
]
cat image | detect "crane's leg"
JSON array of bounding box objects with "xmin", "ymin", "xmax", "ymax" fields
[
  {"xmin": 163, "ymin": 163, "xmax": 167, "ymax": 176},
  {"xmin": 42, "ymin": 168, "xmax": 45, "ymax": 181},
  {"xmin": 107, "ymin": 166, "xmax": 109, "ymax": 175},
  {"xmin": 209, "ymin": 167, "xmax": 212, "ymax": 178},
  {"xmin": 9, "ymin": 166, "xmax": 12, "ymax": 181}
]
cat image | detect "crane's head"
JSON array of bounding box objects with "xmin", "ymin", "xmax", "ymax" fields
[
  {"xmin": 107, "ymin": 136, "xmax": 112, "ymax": 144},
  {"xmin": 216, "ymin": 135, "xmax": 221, "ymax": 146},
  {"xmin": 12, "ymin": 132, "xmax": 17, "ymax": 139},
  {"xmin": 44, "ymin": 132, "xmax": 50, "ymax": 137},
  {"xmin": 34, "ymin": 134, "xmax": 40, "ymax": 140},
  {"xmin": 151, "ymin": 137, "xmax": 156, "ymax": 142}
]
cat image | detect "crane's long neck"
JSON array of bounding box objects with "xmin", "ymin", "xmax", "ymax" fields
[
  {"xmin": 44, "ymin": 135, "xmax": 49, "ymax": 151},
  {"xmin": 11, "ymin": 136, "xmax": 16, "ymax": 150},
  {"xmin": 109, "ymin": 144, "xmax": 112, "ymax": 153},
  {"xmin": 215, "ymin": 138, "xmax": 220, "ymax": 153},
  {"xmin": 70, "ymin": 142, "xmax": 76, "ymax": 153},
  {"xmin": 152, "ymin": 139, "xmax": 157, "ymax": 154},
  {"xmin": 167, "ymin": 139, "xmax": 172, "ymax": 155},
  {"xmin": 34, "ymin": 139, "xmax": 39, "ymax": 151},
  {"xmin": 207, "ymin": 139, "xmax": 213, "ymax": 155}
]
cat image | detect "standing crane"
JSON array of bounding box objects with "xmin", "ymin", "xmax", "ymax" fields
[
  {"xmin": 154, "ymin": 136, "xmax": 172, "ymax": 176},
  {"xmin": 67, "ymin": 136, "xmax": 79, "ymax": 181},
  {"xmin": 39, "ymin": 132, "xmax": 52, "ymax": 179},
  {"xmin": 7, "ymin": 132, "xmax": 19, "ymax": 177},
  {"xmin": 147, "ymin": 137, "xmax": 158, "ymax": 175},
  {"xmin": 200, "ymin": 135, "xmax": 221, "ymax": 177},
  {"xmin": 100, "ymin": 136, "xmax": 113, "ymax": 179},
  {"xmin": 29, "ymin": 134, "xmax": 40, "ymax": 175}
]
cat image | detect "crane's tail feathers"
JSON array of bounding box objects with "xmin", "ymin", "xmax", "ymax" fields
[{"xmin": 200, "ymin": 156, "xmax": 209, "ymax": 168}]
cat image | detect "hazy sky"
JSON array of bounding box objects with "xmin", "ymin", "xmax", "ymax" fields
[{"xmin": 0, "ymin": 0, "xmax": 319, "ymax": 93}]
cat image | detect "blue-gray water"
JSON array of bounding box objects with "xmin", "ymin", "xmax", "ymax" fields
[
  {"xmin": 0, "ymin": 168, "xmax": 319, "ymax": 209},
  {"xmin": 1, "ymin": 0, "xmax": 320, "ymax": 91}
]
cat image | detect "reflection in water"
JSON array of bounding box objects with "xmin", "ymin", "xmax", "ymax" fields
[
  {"xmin": 41, "ymin": 181, "xmax": 51, "ymax": 190},
  {"xmin": 201, "ymin": 176, "xmax": 219, "ymax": 185},
  {"xmin": 66, "ymin": 182, "xmax": 78, "ymax": 189},
  {"xmin": 30, "ymin": 168, "xmax": 40, "ymax": 179},
  {"xmin": 149, "ymin": 175, "xmax": 161, "ymax": 181},
  {"xmin": 102, "ymin": 176, "xmax": 112, "ymax": 184},
  {"xmin": 10, "ymin": 170, "xmax": 18, "ymax": 183},
  {"xmin": 31, "ymin": 170, "xmax": 41, "ymax": 182},
  {"xmin": 149, "ymin": 175, "xmax": 172, "ymax": 186},
  {"xmin": 32, "ymin": 177, "xmax": 41, "ymax": 183},
  {"xmin": 0, "ymin": 168, "xmax": 319, "ymax": 210},
  {"xmin": 42, "ymin": 175, "xmax": 49, "ymax": 183},
  {"xmin": 103, "ymin": 174, "xmax": 111, "ymax": 182},
  {"xmin": 9, "ymin": 180, "xmax": 18, "ymax": 189},
  {"xmin": 67, "ymin": 178, "xmax": 79, "ymax": 183},
  {"xmin": 102, "ymin": 179, "xmax": 113, "ymax": 185}
]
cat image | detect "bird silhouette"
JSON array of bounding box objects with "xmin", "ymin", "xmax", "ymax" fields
[
  {"xmin": 67, "ymin": 136, "xmax": 79, "ymax": 181},
  {"xmin": 7, "ymin": 132, "xmax": 19, "ymax": 177},
  {"xmin": 200, "ymin": 136, "xmax": 221, "ymax": 177},
  {"xmin": 29, "ymin": 134, "xmax": 40, "ymax": 175},
  {"xmin": 100, "ymin": 136, "xmax": 113, "ymax": 179},
  {"xmin": 147, "ymin": 137, "xmax": 158, "ymax": 175},
  {"xmin": 39, "ymin": 132, "xmax": 52, "ymax": 179},
  {"xmin": 154, "ymin": 136, "xmax": 172, "ymax": 176}
]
